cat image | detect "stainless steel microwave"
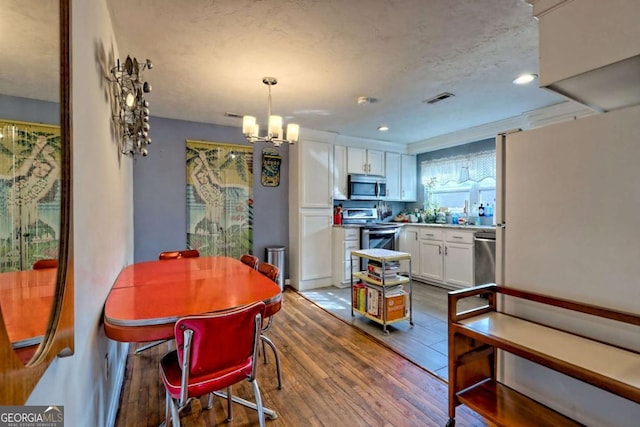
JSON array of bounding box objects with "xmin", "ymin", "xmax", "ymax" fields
[{"xmin": 348, "ymin": 174, "xmax": 386, "ymax": 200}]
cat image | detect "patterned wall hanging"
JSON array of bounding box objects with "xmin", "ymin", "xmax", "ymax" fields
[
  {"xmin": 0, "ymin": 120, "xmax": 61, "ymax": 272},
  {"xmin": 186, "ymin": 140, "xmax": 253, "ymax": 258},
  {"xmin": 261, "ymin": 147, "xmax": 281, "ymax": 187}
]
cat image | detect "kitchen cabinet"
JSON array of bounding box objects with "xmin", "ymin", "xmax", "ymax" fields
[
  {"xmin": 289, "ymin": 135, "xmax": 334, "ymax": 291},
  {"xmin": 399, "ymin": 226, "xmax": 419, "ymax": 275},
  {"xmin": 443, "ymin": 230, "xmax": 474, "ymax": 288},
  {"xmin": 399, "ymin": 226, "xmax": 474, "ymax": 289},
  {"xmin": 418, "ymin": 229, "xmax": 445, "ymax": 282},
  {"xmin": 332, "ymin": 227, "xmax": 360, "ymax": 288},
  {"xmin": 384, "ymin": 153, "xmax": 417, "ymax": 201},
  {"xmin": 333, "ymin": 145, "xmax": 348, "ymax": 200},
  {"xmin": 385, "ymin": 152, "xmax": 401, "ymax": 199},
  {"xmin": 400, "ymin": 154, "xmax": 417, "ymax": 201},
  {"xmin": 347, "ymin": 147, "xmax": 385, "ymax": 176}
]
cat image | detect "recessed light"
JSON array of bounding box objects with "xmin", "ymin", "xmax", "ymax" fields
[
  {"xmin": 513, "ymin": 73, "xmax": 538, "ymax": 85},
  {"xmin": 377, "ymin": 125, "xmax": 389, "ymax": 132}
]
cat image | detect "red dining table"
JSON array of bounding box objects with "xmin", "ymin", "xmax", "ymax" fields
[{"xmin": 103, "ymin": 256, "xmax": 282, "ymax": 343}]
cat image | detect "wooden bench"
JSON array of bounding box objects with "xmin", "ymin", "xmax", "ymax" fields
[{"xmin": 447, "ymin": 284, "xmax": 640, "ymax": 427}]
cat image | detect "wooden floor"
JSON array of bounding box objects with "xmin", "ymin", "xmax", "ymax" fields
[{"xmin": 114, "ymin": 288, "xmax": 489, "ymax": 426}]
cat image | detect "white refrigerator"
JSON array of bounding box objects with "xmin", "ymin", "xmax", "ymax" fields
[{"xmin": 495, "ymin": 104, "xmax": 640, "ymax": 426}]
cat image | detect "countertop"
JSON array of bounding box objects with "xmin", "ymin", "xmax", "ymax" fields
[{"xmin": 335, "ymin": 222, "xmax": 495, "ymax": 231}]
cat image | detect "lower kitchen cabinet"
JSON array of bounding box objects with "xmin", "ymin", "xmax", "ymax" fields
[
  {"xmin": 399, "ymin": 226, "xmax": 419, "ymax": 275},
  {"xmin": 399, "ymin": 226, "xmax": 474, "ymax": 289},
  {"xmin": 332, "ymin": 226, "xmax": 360, "ymax": 288}
]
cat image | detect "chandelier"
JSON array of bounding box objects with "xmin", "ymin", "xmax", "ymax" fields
[
  {"xmin": 110, "ymin": 55, "xmax": 153, "ymax": 157},
  {"xmin": 242, "ymin": 77, "xmax": 299, "ymax": 147}
]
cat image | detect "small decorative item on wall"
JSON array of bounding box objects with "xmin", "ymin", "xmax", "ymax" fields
[
  {"xmin": 261, "ymin": 148, "xmax": 281, "ymax": 187},
  {"xmin": 0, "ymin": 120, "xmax": 61, "ymax": 272},
  {"xmin": 186, "ymin": 140, "xmax": 253, "ymax": 259}
]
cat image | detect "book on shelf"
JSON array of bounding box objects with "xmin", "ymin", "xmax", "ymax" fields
[
  {"xmin": 367, "ymin": 264, "xmax": 399, "ymax": 276},
  {"xmin": 367, "ymin": 259, "xmax": 400, "ymax": 269},
  {"xmin": 365, "ymin": 287, "xmax": 407, "ymax": 320},
  {"xmin": 366, "ymin": 272, "xmax": 402, "ymax": 283}
]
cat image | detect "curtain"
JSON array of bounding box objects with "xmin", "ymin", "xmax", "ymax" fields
[
  {"xmin": 186, "ymin": 140, "xmax": 253, "ymax": 258},
  {"xmin": 421, "ymin": 149, "xmax": 496, "ymax": 186}
]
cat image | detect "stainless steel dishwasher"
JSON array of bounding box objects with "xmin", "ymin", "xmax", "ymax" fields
[{"xmin": 474, "ymin": 230, "xmax": 496, "ymax": 285}]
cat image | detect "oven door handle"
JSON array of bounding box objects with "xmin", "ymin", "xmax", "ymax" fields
[{"xmin": 362, "ymin": 228, "xmax": 399, "ymax": 236}]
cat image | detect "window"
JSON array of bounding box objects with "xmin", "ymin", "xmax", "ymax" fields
[{"xmin": 421, "ymin": 150, "xmax": 496, "ymax": 214}]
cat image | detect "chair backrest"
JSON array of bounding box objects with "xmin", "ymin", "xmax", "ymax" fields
[
  {"xmin": 240, "ymin": 254, "xmax": 259, "ymax": 270},
  {"xmin": 159, "ymin": 249, "xmax": 200, "ymax": 260},
  {"xmin": 32, "ymin": 259, "xmax": 58, "ymax": 270},
  {"xmin": 258, "ymin": 262, "xmax": 280, "ymax": 283},
  {"xmin": 175, "ymin": 301, "xmax": 265, "ymax": 378}
]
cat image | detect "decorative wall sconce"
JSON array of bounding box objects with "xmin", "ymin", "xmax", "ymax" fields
[
  {"xmin": 110, "ymin": 56, "xmax": 153, "ymax": 157},
  {"xmin": 242, "ymin": 77, "xmax": 299, "ymax": 147}
]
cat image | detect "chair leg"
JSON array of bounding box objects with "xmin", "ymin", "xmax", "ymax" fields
[
  {"xmin": 260, "ymin": 335, "xmax": 282, "ymax": 390},
  {"xmin": 164, "ymin": 391, "xmax": 181, "ymax": 427},
  {"xmin": 226, "ymin": 386, "xmax": 233, "ymax": 422},
  {"xmin": 250, "ymin": 379, "xmax": 266, "ymax": 427},
  {"xmin": 135, "ymin": 339, "xmax": 168, "ymax": 354},
  {"xmin": 205, "ymin": 392, "xmax": 213, "ymax": 410}
]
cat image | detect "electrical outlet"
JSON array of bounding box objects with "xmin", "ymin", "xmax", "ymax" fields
[{"xmin": 285, "ymin": 279, "xmax": 290, "ymax": 286}]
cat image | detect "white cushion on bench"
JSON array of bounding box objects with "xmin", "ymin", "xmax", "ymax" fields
[{"xmin": 460, "ymin": 312, "xmax": 640, "ymax": 390}]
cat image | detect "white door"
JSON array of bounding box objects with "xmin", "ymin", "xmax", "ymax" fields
[
  {"xmin": 367, "ymin": 149, "xmax": 385, "ymax": 176},
  {"xmin": 419, "ymin": 240, "xmax": 443, "ymax": 282},
  {"xmin": 346, "ymin": 147, "xmax": 367, "ymax": 174},
  {"xmin": 444, "ymin": 243, "xmax": 473, "ymax": 288}
]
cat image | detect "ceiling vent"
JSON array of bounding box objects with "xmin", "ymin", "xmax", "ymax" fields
[{"xmin": 423, "ymin": 92, "xmax": 455, "ymax": 104}]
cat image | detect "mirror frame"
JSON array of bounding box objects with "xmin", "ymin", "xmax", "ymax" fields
[{"xmin": 0, "ymin": 0, "xmax": 74, "ymax": 405}]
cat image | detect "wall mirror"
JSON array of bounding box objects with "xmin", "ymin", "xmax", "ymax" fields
[{"xmin": 0, "ymin": 0, "xmax": 73, "ymax": 404}]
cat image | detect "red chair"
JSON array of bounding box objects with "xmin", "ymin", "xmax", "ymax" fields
[
  {"xmin": 240, "ymin": 254, "xmax": 259, "ymax": 270},
  {"xmin": 159, "ymin": 249, "xmax": 200, "ymax": 260},
  {"xmin": 159, "ymin": 302, "xmax": 271, "ymax": 427},
  {"xmin": 32, "ymin": 259, "xmax": 58, "ymax": 270},
  {"xmin": 257, "ymin": 262, "xmax": 283, "ymax": 389}
]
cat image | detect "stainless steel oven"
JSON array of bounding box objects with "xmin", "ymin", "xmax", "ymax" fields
[{"xmin": 360, "ymin": 224, "xmax": 400, "ymax": 270}]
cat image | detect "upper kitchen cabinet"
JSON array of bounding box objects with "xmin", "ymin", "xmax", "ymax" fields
[
  {"xmin": 530, "ymin": 0, "xmax": 640, "ymax": 111},
  {"xmin": 297, "ymin": 139, "xmax": 333, "ymax": 208},
  {"xmin": 400, "ymin": 154, "xmax": 417, "ymax": 201},
  {"xmin": 385, "ymin": 153, "xmax": 417, "ymax": 202},
  {"xmin": 385, "ymin": 152, "xmax": 401, "ymax": 200},
  {"xmin": 347, "ymin": 147, "xmax": 385, "ymax": 176}
]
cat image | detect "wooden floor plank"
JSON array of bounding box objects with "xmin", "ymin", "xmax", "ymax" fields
[{"xmin": 114, "ymin": 288, "xmax": 488, "ymax": 426}]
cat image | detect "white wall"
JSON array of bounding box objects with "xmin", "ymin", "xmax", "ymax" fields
[{"xmin": 26, "ymin": 1, "xmax": 132, "ymax": 426}]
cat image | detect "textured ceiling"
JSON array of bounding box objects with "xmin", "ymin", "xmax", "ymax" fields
[
  {"xmin": 1, "ymin": 0, "xmax": 567, "ymax": 147},
  {"xmin": 0, "ymin": 1, "xmax": 59, "ymax": 102}
]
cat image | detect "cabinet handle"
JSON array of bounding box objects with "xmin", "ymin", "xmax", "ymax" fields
[
  {"xmin": 452, "ymin": 236, "xmax": 463, "ymax": 239},
  {"xmin": 445, "ymin": 246, "xmax": 448, "ymax": 255},
  {"xmin": 439, "ymin": 246, "xmax": 442, "ymax": 255}
]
